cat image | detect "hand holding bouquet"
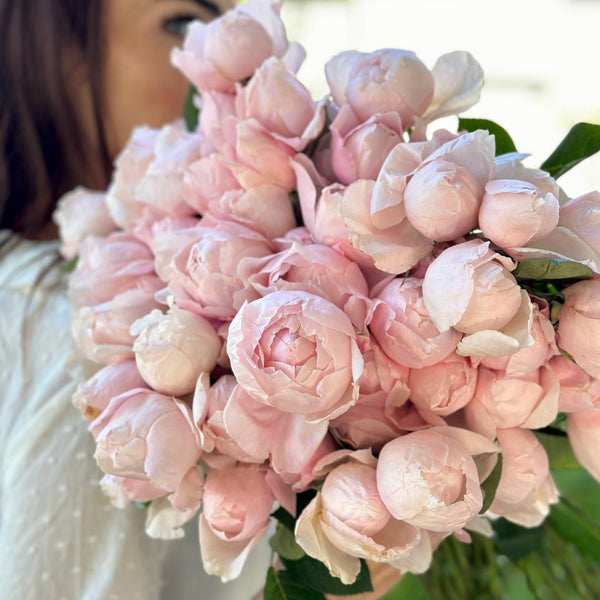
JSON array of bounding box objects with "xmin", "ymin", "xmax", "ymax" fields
[{"xmin": 55, "ymin": 1, "xmax": 600, "ymax": 597}]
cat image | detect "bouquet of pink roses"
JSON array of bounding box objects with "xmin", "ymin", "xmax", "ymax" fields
[{"xmin": 55, "ymin": 0, "xmax": 600, "ymax": 597}]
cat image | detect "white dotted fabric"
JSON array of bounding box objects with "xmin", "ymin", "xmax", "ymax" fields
[{"xmin": 0, "ymin": 236, "xmax": 269, "ymax": 600}]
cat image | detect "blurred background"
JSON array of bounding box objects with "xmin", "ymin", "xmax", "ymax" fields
[{"xmin": 281, "ymin": 0, "xmax": 600, "ymax": 197}]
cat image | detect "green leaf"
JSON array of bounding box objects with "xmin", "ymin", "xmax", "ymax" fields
[
  {"xmin": 271, "ymin": 489, "xmax": 316, "ymax": 531},
  {"xmin": 184, "ymin": 85, "xmax": 200, "ymax": 132},
  {"xmin": 380, "ymin": 573, "xmax": 433, "ymax": 600},
  {"xmin": 269, "ymin": 524, "xmax": 305, "ymax": 560},
  {"xmin": 492, "ymin": 518, "xmax": 545, "ymax": 561},
  {"xmin": 540, "ymin": 122, "xmax": 600, "ymax": 178},
  {"xmin": 480, "ymin": 454, "xmax": 503, "ymax": 513},
  {"xmin": 132, "ymin": 500, "xmax": 151, "ymax": 510},
  {"xmin": 534, "ymin": 431, "xmax": 580, "ymax": 470},
  {"xmin": 458, "ymin": 118, "xmax": 517, "ymax": 155},
  {"xmin": 546, "ymin": 500, "xmax": 600, "ymax": 562},
  {"xmin": 61, "ymin": 255, "xmax": 79, "ymax": 273},
  {"xmin": 263, "ymin": 567, "xmax": 326, "ymax": 600},
  {"xmin": 512, "ymin": 258, "xmax": 594, "ymax": 282},
  {"xmin": 280, "ymin": 555, "xmax": 373, "ymax": 596}
]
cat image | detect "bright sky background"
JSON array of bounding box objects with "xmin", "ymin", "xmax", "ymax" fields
[{"xmin": 281, "ymin": 0, "xmax": 600, "ymax": 198}]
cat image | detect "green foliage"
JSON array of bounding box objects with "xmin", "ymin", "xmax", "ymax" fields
[
  {"xmin": 264, "ymin": 567, "xmax": 326, "ymax": 600},
  {"xmin": 540, "ymin": 122, "xmax": 600, "ymax": 178},
  {"xmin": 269, "ymin": 524, "xmax": 305, "ymax": 560},
  {"xmin": 184, "ymin": 85, "xmax": 200, "ymax": 131},
  {"xmin": 512, "ymin": 258, "xmax": 594, "ymax": 283},
  {"xmin": 480, "ymin": 454, "xmax": 503, "ymax": 513},
  {"xmin": 458, "ymin": 117, "xmax": 517, "ymax": 155}
]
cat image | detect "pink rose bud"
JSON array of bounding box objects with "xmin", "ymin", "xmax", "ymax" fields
[
  {"xmin": 321, "ymin": 462, "xmax": 391, "ymax": 536},
  {"xmin": 479, "ymin": 179, "xmax": 559, "ymax": 249},
  {"xmin": 422, "ymin": 239, "xmax": 522, "ymax": 335},
  {"xmin": 404, "ymin": 157, "xmax": 482, "ymax": 241},
  {"xmin": 131, "ymin": 304, "xmax": 222, "ymax": 396},
  {"xmin": 489, "ymin": 428, "xmax": 558, "ymax": 527},
  {"xmin": 53, "ymin": 186, "xmax": 116, "ymax": 260},
  {"xmin": 227, "ymin": 290, "xmax": 364, "ymax": 422},
  {"xmin": 376, "ymin": 430, "xmax": 483, "ymax": 532},
  {"xmin": 558, "ymin": 191, "xmax": 600, "ymax": 256},
  {"xmin": 567, "ymin": 410, "xmax": 600, "ymax": 483},
  {"xmin": 172, "ymin": 0, "xmax": 296, "ymax": 93},
  {"xmin": 370, "ymin": 277, "xmax": 460, "ymax": 368},
  {"xmin": 557, "ymin": 279, "xmax": 600, "ymax": 378},
  {"xmin": 93, "ymin": 389, "xmax": 201, "ymax": 492},
  {"xmin": 72, "ymin": 360, "xmax": 147, "ymax": 420},
  {"xmin": 326, "ymin": 49, "xmax": 434, "ymax": 126}
]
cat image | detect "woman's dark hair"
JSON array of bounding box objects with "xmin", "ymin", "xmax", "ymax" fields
[{"xmin": 0, "ymin": 0, "xmax": 112, "ymax": 236}]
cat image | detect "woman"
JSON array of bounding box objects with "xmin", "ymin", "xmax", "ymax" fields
[{"xmin": 0, "ymin": 1, "xmax": 271, "ymax": 598}]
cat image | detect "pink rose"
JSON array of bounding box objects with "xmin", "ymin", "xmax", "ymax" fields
[
  {"xmin": 227, "ymin": 290, "xmax": 364, "ymax": 422},
  {"xmin": 479, "ymin": 179, "xmax": 559, "ymax": 249},
  {"xmin": 131, "ymin": 303, "xmax": 222, "ymax": 396},
  {"xmin": 466, "ymin": 365, "xmax": 559, "ymax": 438},
  {"xmin": 558, "ymin": 191, "xmax": 600, "ymax": 256},
  {"xmin": 72, "ymin": 360, "xmax": 147, "ymax": 420},
  {"xmin": 422, "ymin": 239, "xmax": 522, "ymax": 335},
  {"xmin": 326, "ymin": 49, "xmax": 434, "ymax": 127},
  {"xmin": 236, "ymin": 57, "xmax": 325, "ymax": 145},
  {"xmin": 295, "ymin": 451, "xmax": 434, "ymax": 584},
  {"xmin": 199, "ymin": 464, "xmax": 284, "ymax": 580},
  {"xmin": 241, "ymin": 241, "xmax": 370, "ymax": 329},
  {"xmin": 376, "ymin": 430, "xmax": 484, "ymax": 532},
  {"xmin": 404, "ymin": 158, "xmax": 482, "ymax": 242},
  {"xmin": 53, "ymin": 186, "xmax": 116, "ymax": 260},
  {"xmin": 550, "ymin": 355, "xmax": 600, "ymax": 413},
  {"xmin": 556, "ymin": 279, "xmax": 600, "ymax": 378},
  {"xmin": 489, "ymin": 428, "xmax": 558, "ymax": 526},
  {"xmin": 72, "ymin": 280, "xmax": 164, "ymax": 365},
  {"xmin": 408, "ymin": 352, "xmax": 478, "ymax": 417},
  {"xmin": 172, "ymin": 0, "xmax": 301, "ymax": 93},
  {"xmin": 567, "ymin": 410, "xmax": 600, "ymax": 483},
  {"xmin": 494, "ymin": 153, "xmax": 561, "ymax": 198},
  {"xmin": 159, "ymin": 221, "xmax": 272, "ymax": 321},
  {"xmin": 329, "ymin": 105, "xmax": 404, "ymax": 185},
  {"xmin": 92, "ymin": 389, "xmax": 201, "ymax": 492},
  {"xmin": 370, "ymin": 277, "xmax": 461, "ymax": 368},
  {"xmin": 68, "ymin": 231, "xmax": 158, "ymax": 307},
  {"xmin": 339, "ymin": 179, "xmax": 434, "ymax": 275}
]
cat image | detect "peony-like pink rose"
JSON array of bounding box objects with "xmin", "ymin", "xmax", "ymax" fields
[
  {"xmin": 159, "ymin": 221, "xmax": 272, "ymax": 321},
  {"xmin": 72, "ymin": 360, "xmax": 147, "ymax": 421},
  {"xmin": 556, "ymin": 279, "xmax": 600, "ymax": 378},
  {"xmin": 53, "ymin": 186, "xmax": 116, "ymax": 260},
  {"xmin": 403, "ymin": 158, "xmax": 482, "ymax": 242},
  {"xmin": 241, "ymin": 241, "xmax": 370, "ymax": 329},
  {"xmin": 172, "ymin": 0, "xmax": 302, "ymax": 94},
  {"xmin": 68, "ymin": 231, "xmax": 159, "ymax": 307},
  {"xmin": 199, "ymin": 463, "xmax": 284, "ymax": 581},
  {"xmin": 227, "ymin": 290, "xmax": 364, "ymax": 422},
  {"xmin": 236, "ymin": 57, "xmax": 325, "ymax": 144},
  {"xmin": 370, "ymin": 277, "xmax": 461, "ymax": 368},
  {"xmin": 558, "ymin": 191, "xmax": 600, "ymax": 256},
  {"xmin": 466, "ymin": 365, "xmax": 558, "ymax": 439},
  {"xmin": 131, "ymin": 302, "xmax": 222, "ymax": 396},
  {"xmin": 567, "ymin": 410, "xmax": 600, "ymax": 483},
  {"xmin": 325, "ymin": 49, "xmax": 434, "ymax": 127},
  {"xmin": 422, "ymin": 239, "xmax": 522, "ymax": 335},
  {"xmin": 489, "ymin": 428, "xmax": 558, "ymax": 527},
  {"xmin": 376, "ymin": 430, "xmax": 483, "ymax": 532},
  {"xmin": 92, "ymin": 389, "xmax": 201, "ymax": 492},
  {"xmin": 329, "ymin": 105, "xmax": 404, "ymax": 185},
  {"xmin": 550, "ymin": 355, "xmax": 600, "ymax": 414},
  {"xmin": 479, "ymin": 179, "xmax": 559, "ymax": 249},
  {"xmin": 71, "ymin": 280, "xmax": 164, "ymax": 365},
  {"xmin": 408, "ymin": 352, "xmax": 478, "ymax": 418},
  {"xmin": 295, "ymin": 451, "xmax": 434, "ymax": 584}
]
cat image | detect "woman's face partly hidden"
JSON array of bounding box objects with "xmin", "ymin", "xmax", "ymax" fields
[{"xmin": 102, "ymin": 0, "xmax": 235, "ymax": 159}]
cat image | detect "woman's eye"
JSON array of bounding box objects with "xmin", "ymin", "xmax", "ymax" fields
[{"xmin": 163, "ymin": 15, "xmax": 197, "ymax": 38}]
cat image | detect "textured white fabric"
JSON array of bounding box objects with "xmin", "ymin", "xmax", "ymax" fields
[{"xmin": 0, "ymin": 236, "xmax": 270, "ymax": 600}]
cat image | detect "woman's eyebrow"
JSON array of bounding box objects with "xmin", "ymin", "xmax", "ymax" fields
[{"xmin": 191, "ymin": 0, "xmax": 222, "ymax": 17}]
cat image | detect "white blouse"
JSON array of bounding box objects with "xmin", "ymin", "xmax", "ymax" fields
[{"xmin": 0, "ymin": 236, "xmax": 269, "ymax": 600}]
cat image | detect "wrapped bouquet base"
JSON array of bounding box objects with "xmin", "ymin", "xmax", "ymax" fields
[{"xmin": 55, "ymin": 1, "xmax": 600, "ymax": 598}]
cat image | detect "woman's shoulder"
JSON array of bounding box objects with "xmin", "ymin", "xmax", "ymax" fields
[{"xmin": 0, "ymin": 232, "xmax": 66, "ymax": 290}]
